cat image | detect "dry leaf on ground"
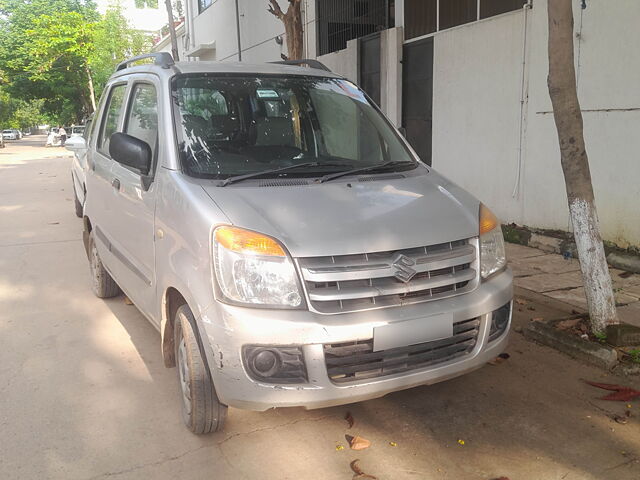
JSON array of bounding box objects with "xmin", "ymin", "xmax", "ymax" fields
[
  {"xmin": 488, "ymin": 353, "xmax": 510, "ymax": 366},
  {"xmin": 350, "ymin": 459, "xmax": 377, "ymax": 479},
  {"xmin": 347, "ymin": 435, "xmax": 371, "ymax": 450},
  {"xmin": 345, "ymin": 411, "xmax": 354, "ymax": 429},
  {"xmin": 585, "ymin": 380, "xmax": 640, "ymax": 402}
]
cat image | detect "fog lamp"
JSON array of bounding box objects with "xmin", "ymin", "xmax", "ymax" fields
[
  {"xmin": 489, "ymin": 302, "xmax": 512, "ymax": 342},
  {"xmin": 252, "ymin": 349, "xmax": 280, "ymax": 377},
  {"xmin": 243, "ymin": 345, "xmax": 307, "ymax": 384}
]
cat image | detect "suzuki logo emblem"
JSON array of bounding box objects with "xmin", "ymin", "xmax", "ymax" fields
[{"xmin": 392, "ymin": 254, "xmax": 417, "ymax": 283}]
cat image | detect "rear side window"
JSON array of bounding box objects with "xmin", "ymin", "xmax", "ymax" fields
[
  {"xmin": 124, "ymin": 84, "xmax": 159, "ymax": 160},
  {"xmin": 98, "ymin": 84, "xmax": 127, "ymax": 156}
]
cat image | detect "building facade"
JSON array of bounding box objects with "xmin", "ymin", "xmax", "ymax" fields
[{"xmin": 155, "ymin": 0, "xmax": 640, "ymax": 250}]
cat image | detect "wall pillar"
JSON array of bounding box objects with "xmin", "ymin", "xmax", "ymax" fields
[{"xmin": 381, "ymin": 27, "xmax": 403, "ymax": 127}]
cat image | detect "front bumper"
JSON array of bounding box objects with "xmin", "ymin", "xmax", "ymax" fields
[{"xmin": 200, "ymin": 268, "xmax": 513, "ymax": 411}]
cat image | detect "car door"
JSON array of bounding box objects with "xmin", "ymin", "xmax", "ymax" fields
[
  {"xmin": 106, "ymin": 76, "xmax": 161, "ymax": 321},
  {"xmin": 88, "ymin": 82, "xmax": 128, "ymax": 284}
]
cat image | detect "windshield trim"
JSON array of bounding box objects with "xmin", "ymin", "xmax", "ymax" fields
[{"xmin": 170, "ymin": 73, "xmax": 422, "ymax": 180}]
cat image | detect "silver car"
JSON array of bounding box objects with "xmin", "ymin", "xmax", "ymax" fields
[
  {"xmin": 70, "ymin": 125, "xmax": 86, "ymax": 138},
  {"xmin": 2, "ymin": 129, "xmax": 17, "ymax": 140},
  {"xmin": 78, "ymin": 53, "xmax": 512, "ymax": 434}
]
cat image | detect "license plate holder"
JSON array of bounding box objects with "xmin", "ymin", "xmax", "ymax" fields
[{"xmin": 373, "ymin": 313, "xmax": 454, "ymax": 352}]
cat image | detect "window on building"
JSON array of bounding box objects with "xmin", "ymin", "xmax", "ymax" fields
[
  {"xmin": 199, "ymin": 0, "xmax": 212, "ymax": 14},
  {"xmin": 405, "ymin": 0, "xmax": 436, "ymax": 38},
  {"xmin": 439, "ymin": 0, "xmax": 477, "ymax": 30},
  {"xmin": 480, "ymin": 0, "xmax": 527, "ymax": 19},
  {"xmin": 316, "ymin": 0, "xmax": 395, "ymax": 56},
  {"xmin": 405, "ymin": 0, "xmax": 527, "ymax": 40}
]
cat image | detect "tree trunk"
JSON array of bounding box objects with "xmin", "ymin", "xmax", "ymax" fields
[
  {"xmin": 547, "ymin": 0, "xmax": 618, "ymax": 334},
  {"xmin": 164, "ymin": 0, "xmax": 180, "ymax": 61},
  {"xmin": 268, "ymin": 0, "xmax": 303, "ymax": 60},
  {"xmin": 85, "ymin": 65, "xmax": 97, "ymax": 113}
]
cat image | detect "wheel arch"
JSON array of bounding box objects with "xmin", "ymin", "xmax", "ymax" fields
[
  {"xmin": 161, "ymin": 286, "xmax": 216, "ymax": 375},
  {"xmin": 161, "ymin": 287, "xmax": 186, "ymax": 368},
  {"xmin": 82, "ymin": 215, "xmax": 92, "ymax": 258}
]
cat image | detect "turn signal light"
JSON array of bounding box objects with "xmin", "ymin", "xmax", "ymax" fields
[
  {"xmin": 215, "ymin": 226, "xmax": 286, "ymax": 257},
  {"xmin": 479, "ymin": 204, "xmax": 499, "ymax": 235}
]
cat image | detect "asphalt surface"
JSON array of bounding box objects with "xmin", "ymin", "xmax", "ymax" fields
[{"xmin": 1, "ymin": 137, "xmax": 639, "ymax": 479}]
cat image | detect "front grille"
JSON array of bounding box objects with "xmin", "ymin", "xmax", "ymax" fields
[
  {"xmin": 324, "ymin": 318, "xmax": 480, "ymax": 383},
  {"xmin": 297, "ymin": 239, "xmax": 478, "ymax": 314}
]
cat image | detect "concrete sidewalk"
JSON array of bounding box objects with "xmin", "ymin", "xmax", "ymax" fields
[
  {"xmin": 1, "ymin": 141, "xmax": 640, "ymax": 479},
  {"xmin": 507, "ymin": 243, "xmax": 640, "ymax": 326}
]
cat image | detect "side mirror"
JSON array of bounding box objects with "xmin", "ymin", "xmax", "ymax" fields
[
  {"xmin": 398, "ymin": 126, "xmax": 407, "ymax": 138},
  {"xmin": 109, "ymin": 132, "xmax": 152, "ymax": 175},
  {"xmin": 65, "ymin": 136, "xmax": 86, "ymax": 152}
]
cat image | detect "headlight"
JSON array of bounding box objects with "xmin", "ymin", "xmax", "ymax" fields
[
  {"xmin": 213, "ymin": 226, "xmax": 304, "ymax": 308},
  {"xmin": 479, "ymin": 204, "xmax": 506, "ymax": 279}
]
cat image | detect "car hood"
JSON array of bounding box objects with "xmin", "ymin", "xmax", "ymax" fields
[{"xmin": 201, "ymin": 167, "xmax": 480, "ymax": 257}]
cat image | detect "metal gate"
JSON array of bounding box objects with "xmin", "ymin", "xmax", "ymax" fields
[
  {"xmin": 359, "ymin": 33, "xmax": 381, "ymax": 107},
  {"xmin": 402, "ymin": 37, "xmax": 434, "ymax": 165}
]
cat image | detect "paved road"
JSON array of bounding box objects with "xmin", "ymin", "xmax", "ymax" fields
[{"xmin": 1, "ymin": 138, "xmax": 639, "ymax": 479}]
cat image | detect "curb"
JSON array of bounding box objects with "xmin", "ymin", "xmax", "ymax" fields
[
  {"xmin": 524, "ymin": 321, "xmax": 618, "ymax": 370},
  {"xmin": 502, "ymin": 224, "xmax": 640, "ymax": 273},
  {"xmin": 616, "ymin": 363, "xmax": 640, "ymax": 376}
]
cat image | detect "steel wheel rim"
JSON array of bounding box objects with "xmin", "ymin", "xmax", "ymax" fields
[{"xmin": 177, "ymin": 336, "xmax": 192, "ymax": 416}]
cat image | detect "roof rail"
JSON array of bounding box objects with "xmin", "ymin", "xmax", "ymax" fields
[
  {"xmin": 116, "ymin": 52, "xmax": 175, "ymax": 72},
  {"xmin": 270, "ymin": 59, "xmax": 332, "ymax": 72}
]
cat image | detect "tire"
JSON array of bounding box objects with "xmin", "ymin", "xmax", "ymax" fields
[
  {"xmin": 72, "ymin": 181, "xmax": 83, "ymax": 218},
  {"xmin": 174, "ymin": 304, "xmax": 227, "ymax": 434},
  {"xmin": 88, "ymin": 231, "xmax": 121, "ymax": 298}
]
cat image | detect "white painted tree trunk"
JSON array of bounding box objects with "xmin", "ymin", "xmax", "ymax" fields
[
  {"xmin": 569, "ymin": 199, "xmax": 618, "ymax": 331},
  {"xmin": 547, "ymin": 0, "xmax": 618, "ymax": 334}
]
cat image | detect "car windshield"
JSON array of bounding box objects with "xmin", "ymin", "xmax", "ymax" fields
[
  {"xmin": 172, "ymin": 74, "xmax": 417, "ymax": 179},
  {"xmin": 3, "ymin": 130, "xmax": 12, "ymax": 133},
  {"xmin": 73, "ymin": 126, "xmax": 85, "ymax": 134}
]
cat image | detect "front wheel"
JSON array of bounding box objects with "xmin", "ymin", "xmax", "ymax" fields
[
  {"xmin": 88, "ymin": 231, "xmax": 121, "ymax": 298},
  {"xmin": 174, "ymin": 304, "xmax": 227, "ymax": 434}
]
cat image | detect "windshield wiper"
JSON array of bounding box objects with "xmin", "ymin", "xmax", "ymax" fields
[
  {"xmin": 219, "ymin": 161, "xmax": 352, "ymax": 187},
  {"xmin": 317, "ymin": 160, "xmax": 417, "ymax": 184}
]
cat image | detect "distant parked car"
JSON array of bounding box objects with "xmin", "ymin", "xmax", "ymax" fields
[
  {"xmin": 70, "ymin": 125, "xmax": 85, "ymax": 138},
  {"xmin": 12, "ymin": 129, "xmax": 22, "ymax": 139},
  {"xmin": 2, "ymin": 129, "xmax": 17, "ymax": 140}
]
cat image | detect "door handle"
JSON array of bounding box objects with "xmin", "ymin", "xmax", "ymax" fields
[{"xmin": 112, "ymin": 178, "xmax": 120, "ymax": 190}]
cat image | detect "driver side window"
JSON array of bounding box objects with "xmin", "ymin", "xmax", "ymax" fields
[{"xmin": 97, "ymin": 84, "xmax": 127, "ymax": 156}]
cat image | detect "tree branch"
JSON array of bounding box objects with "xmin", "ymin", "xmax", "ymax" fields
[{"xmin": 267, "ymin": 0, "xmax": 284, "ymax": 19}]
